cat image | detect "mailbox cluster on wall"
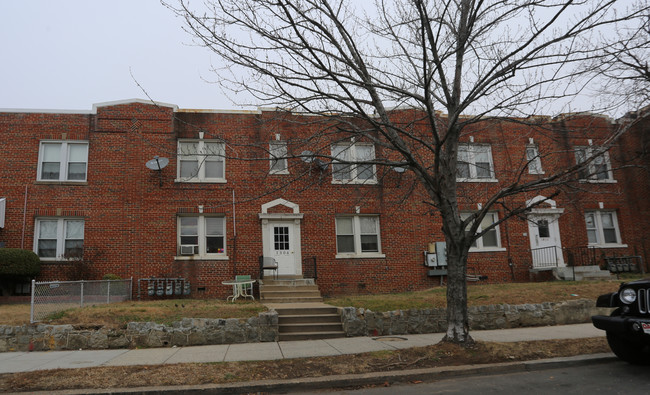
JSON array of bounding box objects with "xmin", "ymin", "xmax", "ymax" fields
[{"xmin": 137, "ymin": 277, "xmax": 190, "ymax": 299}]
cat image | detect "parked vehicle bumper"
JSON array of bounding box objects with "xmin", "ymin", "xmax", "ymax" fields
[{"xmin": 592, "ymin": 315, "xmax": 650, "ymax": 338}]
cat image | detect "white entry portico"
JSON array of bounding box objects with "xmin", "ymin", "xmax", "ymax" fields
[
  {"xmin": 259, "ymin": 199, "xmax": 303, "ymax": 276},
  {"xmin": 527, "ymin": 196, "xmax": 565, "ymax": 269}
]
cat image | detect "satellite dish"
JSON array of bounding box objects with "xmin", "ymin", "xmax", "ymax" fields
[
  {"xmin": 145, "ymin": 156, "xmax": 169, "ymax": 187},
  {"xmin": 300, "ymin": 150, "xmax": 314, "ymax": 163},
  {"xmin": 313, "ymin": 158, "xmax": 328, "ymax": 170},
  {"xmin": 145, "ymin": 156, "xmax": 169, "ymax": 171}
]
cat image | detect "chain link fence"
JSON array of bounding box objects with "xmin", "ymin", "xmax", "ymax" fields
[{"xmin": 30, "ymin": 278, "xmax": 132, "ymax": 323}]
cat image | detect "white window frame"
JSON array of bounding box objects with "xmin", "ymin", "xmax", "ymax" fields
[
  {"xmin": 176, "ymin": 139, "xmax": 226, "ymax": 183},
  {"xmin": 37, "ymin": 141, "xmax": 88, "ymax": 182},
  {"xmin": 526, "ymin": 145, "xmax": 544, "ymax": 174},
  {"xmin": 584, "ymin": 211, "xmax": 625, "ymax": 247},
  {"xmin": 269, "ymin": 141, "xmax": 289, "ymax": 174},
  {"xmin": 331, "ymin": 143, "xmax": 377, "ymax": 184},
  {"xmin": 574, "ymin": 146, "xmax": 615, "ymax": 182},
  {"xmin": 335, "ymin": 215, "xmax": 385, "ymax": 258},
  {"xmin": 33, "ymin": 218, "xmax": 85, "ymax": 261},
  {"xmin": 456, "ymin": 144, "xmax": 497, "ymax": 182},
  {"xmin": 177, "ymin": 215, "xmax": 228, "ymax": 259},
  {"xmin": 461, "ymin": 212, "xmax": 506, "ymax": 252}
]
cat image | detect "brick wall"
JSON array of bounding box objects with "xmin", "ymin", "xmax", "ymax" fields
[{"xmin": 1, "ymin": 101, "xmax": 648, "ymax": 300}]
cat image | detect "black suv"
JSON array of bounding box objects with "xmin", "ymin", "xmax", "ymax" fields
[{"xmin": 592, "ymin": 278, "xmax": 650, "ymax": 364}]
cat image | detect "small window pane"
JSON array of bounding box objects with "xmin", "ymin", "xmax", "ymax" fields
[
  {"xmin": 180, "ymin": 217, "xmax": 198, "ymax": 235},
  {"xmin": 205, "ymin": 217, "xmax": 224, "ymax": 236},
  {"xmin": 67, "ymin": 163, "xmax": 86, "ymax": 180},
  {"xmin": 41, "ymin": 162, "xmax": 60, "ymax": 180},
  {"xmin": 360, "ymin": 217, "xmax": 377, "ymax": 234},
  {"xmin": 180, "ymin": 160, "xmax": 199, "ymax": 178},
  {"xmin": 204, "ymin": 142, "xmax": 223, "ymax": 156},
  {"xmin": 475, "ymin": 162, "xmax": 491, "ymax": 178},
  {"xmin": 482, "ymin": 229, "xmax": 498, "ymax": 247},
  {"xmin": 65, "ymin": 220, "xmax": 84, "ymax": 239},
  {"xmin": 179, "ymin": 142, "xmax": 199, "ymax": 155},
  {"xmin": 68, "ymin": 144, "xmax": 87, "ymax": 161},
  {"xmin": 603, "ymin": 229, "xmax": 617, "ymax": 244},
  {"xmin": 336, "ymin": 218, "xmax": 353, "ymax": 234},
  {"xmin": 206, "ymin": 236, "xmax": 224, "ymax": 253},
  {"xmin": 204, "ymin": 160, "xmax": 224, "ymax": 179},
  {"xmin": 64, "ymin": 240, "xmax": 84, "ymax": 258},
  {"xmin": 337, "ymin": 235, "xmax": 355, "ymax": 253},
  {"xmin": 360, "ymin": 235, "xmax": 378, "ymax": 252},
  {"xmin": 42, "ymin": 144, "xmax": 61, "ymax": 161},
  {"xmin": 587, "ymin": 229, "xmax": 598, "ymax": 244},
  {"xmin": 601, "ymin": 213, "xmax": 613, "ymax": 228},
  {"xmin": 38, "ymin": 240, "xmax": 57, "ymax": 258},
  {"xmin": 456, "ymin": 162, "xmax": 470, "ymax": 178},
  {"xmin": 39, "ymin": 220, "xmax": 58, "ymax": 238},
  {"xmin": 537, "ymin": 220, "xmax": 550, "ymax": 238}
]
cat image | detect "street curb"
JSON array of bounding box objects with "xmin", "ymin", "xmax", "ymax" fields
[{"xmin": 27, "ymin": 353, "xmax": 617, "ymax": 395}]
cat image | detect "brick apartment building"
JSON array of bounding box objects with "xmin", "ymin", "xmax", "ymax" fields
[{"xmin": 0, "ymin": 99, "xmax": 648, "ymax": 300}]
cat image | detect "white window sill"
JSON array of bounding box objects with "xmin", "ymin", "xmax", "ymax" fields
[
  {"xmin": 175, "ymin": 255, "xmax": 230, "ymax": 261},
  {"xmin": 528, "ymin": 171, "xmax": 545, "ymax": 175},
  {"xmin": 587, "ymin": 243, "xmax": 628, "ymax": 249},
  {"xmin": 468, "ymin": 247, "xmax": 507, "ymax": 253},
  {"xmin": 331, "ymin": 179, "xmax": 378, "ymax": 185},
  {"xmin": 336, "ymin": 253, "xmax": 386, "ymax": 259},
  {"xmin": 175, "ymin": 179, "xmax": 227, "ymax": 184},
  {"xmin": 457, "ymin": 178, "xmax": 499, "ymax": 183},
  {"xmin": 36, "ymin": 180, "xmax": 88, "ymax": 185},
  {"xmin": 579, "ymin": 179, "xmax": 617, "ymax": 184},
  {"xmin": 269, "ymin": 170, "xmax": 290, "ymax": 175}
]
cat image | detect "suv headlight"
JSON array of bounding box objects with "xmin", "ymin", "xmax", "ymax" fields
[{"xmin": 619, "ymin": 288, "xmax": 637, "ymax": 304}]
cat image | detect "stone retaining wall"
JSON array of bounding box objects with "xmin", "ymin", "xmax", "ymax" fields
[
  {"xmin": 340, "ymin": 299, "xmax": 613, "ymax": 337},
  {"xmin": 0, "ymin": 300, "xmax": 612, "ymax": 352},
  {"xmin": 0, "ymin": 312, "xmax": 278, "ymax": 352}
]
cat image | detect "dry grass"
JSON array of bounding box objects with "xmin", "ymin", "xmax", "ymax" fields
[
  {"xmin": 0, "ymin": 337, "xmax": 610, "ymax": 393},
  {"xmin": 0, "ymin": 299, "xmax": 265, "ymax": 328},
  {"xmin": 325, "ymin": 278, "xmax": 636, "ymax": 311},
  {"xmin": 1, "ymin": 275, "xmax": 644, "ymax": 327}
]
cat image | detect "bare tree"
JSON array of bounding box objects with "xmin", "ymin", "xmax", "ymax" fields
[{"xmin": 166, "ymin": 0, "xmax": 649, "ymax": 343}]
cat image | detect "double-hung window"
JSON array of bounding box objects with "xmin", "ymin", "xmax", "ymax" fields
[
  {"xmin": 335, "ymin": 215, "xmax": 383, "ymax": 257},
  {"xmin": 178, "ymin": 216, "xmax": 226, "ymax": 257},
  {"xmin": 34, "ymin": 218, "xmax": 84, "ymax": 260},
  {"xmin": 456, "ymin": 144, "xmax": 496, "ymax": 181},
  {"xmin": 585, "ymin": 211, "xmax": 622, "ymax": 246},
  {"xmin": 526, "ymin": 145, "xmax": 543, "ymax": 174},
  {"xmin": 574, "ymin": 147, "xmax": 614, "ymax": 181},
  {"xmin": 461, "ymin": 212, "xmax": 503, "ymax": 251},
  {"xmin": 177, "ymin": 140, "xmax": 225, "ymax": 182},
  {"xmin": 269, "ymin": 142, "xmax": 289, "ymax": 174},
  {"xmin": 37, "ymin": 141, "xmax": 88, "ymax": 182},
  {"xmin": 331, "ymin": 143, "xmax": 376, "ymax": 183}
]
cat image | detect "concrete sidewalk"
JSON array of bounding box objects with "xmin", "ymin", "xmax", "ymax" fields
[{"xmin": 0, "ymin": 323, "xmax": 604, "ymax": 374}]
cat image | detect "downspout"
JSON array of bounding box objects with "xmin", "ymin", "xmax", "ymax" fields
[
  {"xmin": 21, "ymin": 185, "xmax": 28, "ymax": 249},
  {"xmin": 232, "ymin": 189, "xmax": 237, "ymax": 276}
]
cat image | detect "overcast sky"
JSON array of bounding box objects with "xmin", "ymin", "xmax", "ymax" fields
[{"xmin": 0, "ymin": 0, "xmax": 236, "ymax": 111}]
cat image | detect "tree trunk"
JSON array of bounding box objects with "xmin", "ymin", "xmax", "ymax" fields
[{"xmin": 443, "ymin": 239, "xmax": 473, "ymax": 344}]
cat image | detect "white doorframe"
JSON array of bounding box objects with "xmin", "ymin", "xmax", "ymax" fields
[
  {"xmin": 259, "ymin": 199, "xmax": 303, "ymax": 276},
  {"xmin": 526, "ymin": 196, "xmax": 565, "ymax": 268}
]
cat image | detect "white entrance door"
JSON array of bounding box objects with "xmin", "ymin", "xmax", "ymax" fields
[
  {"xmin": 269, "ymin": 221, "xmax": 301, "ymax": 276},
  {"xmin": 528, "ymin": 214, "xmax": 564, "ymax": 268}
]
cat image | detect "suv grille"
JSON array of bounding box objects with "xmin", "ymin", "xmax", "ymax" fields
[{"xmin": 639, "ymin": 288, "xmax": 650, "ymax": 314}]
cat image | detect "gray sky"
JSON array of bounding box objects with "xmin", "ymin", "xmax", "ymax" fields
[{"xmin": 0, "ymin": 0, "xmax": 235, "ymax": 111}]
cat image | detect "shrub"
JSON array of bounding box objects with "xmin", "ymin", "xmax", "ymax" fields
[
  {"xmin": 0, "ymin": 249, "xmax": 41, "ymax": 279},
  {"xmin": 102, "ymin": 273, "xmax": 122, "ymax": 280}
]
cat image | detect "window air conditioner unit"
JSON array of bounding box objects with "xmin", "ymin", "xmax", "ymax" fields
[{"xmin": 180, "ymin": 245, "xmax": 197, "ymax": 255}]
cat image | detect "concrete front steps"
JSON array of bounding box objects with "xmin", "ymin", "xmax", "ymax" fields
[
  {"xmin": 553, "ymin": 265, "xmax": 615, "ymax": 281},
  {"xmin": 260, "ymin": 276, "xmax": 345, "ymax": 341},
  {"xmin": 269, "ymin": 303, "xmax": 345, "ymax": 341},
  {"xmin": 259, "ymin": 277, "xmax": 323, "ymax": 303}
]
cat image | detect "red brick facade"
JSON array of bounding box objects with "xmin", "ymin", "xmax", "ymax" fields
[{"xmin": 1, "ymin": 99, "xmax": 648, "ymax": 299}]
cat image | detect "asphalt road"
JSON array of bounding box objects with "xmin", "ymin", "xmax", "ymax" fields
[{"xmin": 291, "ymin": 360, "xmax": 650, "ymax": 395}]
